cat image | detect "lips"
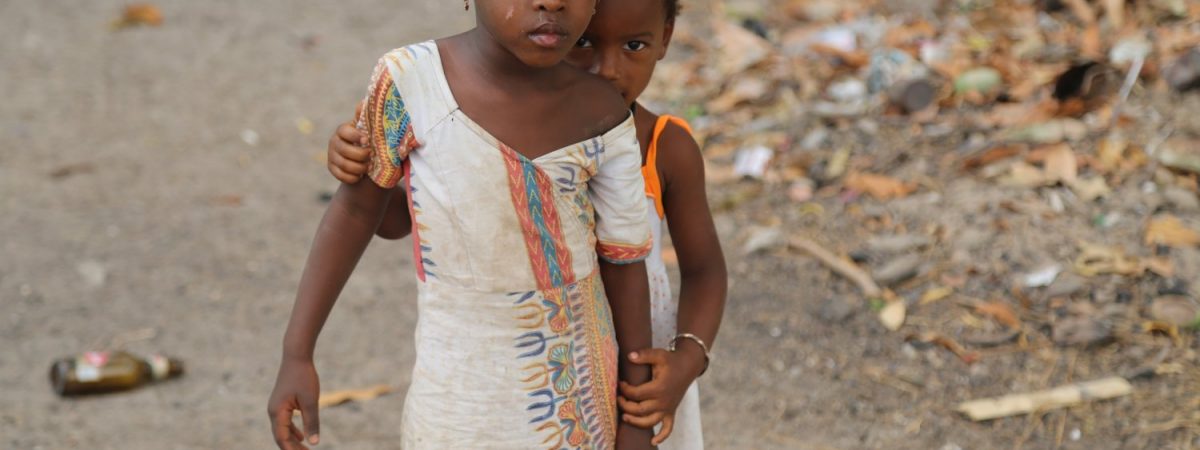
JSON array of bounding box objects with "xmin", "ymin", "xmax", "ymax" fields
[{"xmin": 528, "ymin": 22, "xmax": 568, "ymax": 49}]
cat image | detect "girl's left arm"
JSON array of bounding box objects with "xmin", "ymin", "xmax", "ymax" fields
[{"xmin": 659, "ymin": 125, "xmax": 727, "ymax": 376}]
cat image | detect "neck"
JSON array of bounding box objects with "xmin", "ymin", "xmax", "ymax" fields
[{"xmin": 463, "ymin": 28, "xmax": 554, "ymax": 83}]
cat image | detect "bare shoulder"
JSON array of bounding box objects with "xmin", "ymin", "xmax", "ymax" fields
[
  {"xmin": 657, "ymin": 118, "xmax": 705, "ymax": 185},
  {"xmin": 560, "ymin": 67, "xmax": 629, "ymax": 135}
]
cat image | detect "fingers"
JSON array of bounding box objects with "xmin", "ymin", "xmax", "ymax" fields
[
  {"xmin": 629, "ymin": 348, "xmax": 671, "ymax": 367},
  {"xmin": 271, "ymin": 404, "xmax": 303, "ymax": 450},
  {"xmin": 329, "ymin": 165, "xmax": 361, "ymax": 185},
  {"xmin": 335, "ymin": 122, "xmax": 366, "ymax": 149},
  {"xmin": 622, "ymin": 410, "xmax": 665, "ymax": 429},
  {"xmin": 353, "ymin": 102, "xmax": 364, "ymax": 122},
  {"xmin": 619, "ymin": 380, "xmax": 661, "ymax": 402},
  {"xmin": 651, "ymin": 414, "xmax": 675, "ymax": 446},
  {"xmin": 289, "ymin": 423, "xmax": 306, "ymax": 443},
  {"xmin": 328, "ymin": 150, "xmax": 368, "ymax": 180},
  {"xmin": 617, "ymin": 395, "xmax": 663, "ymax": 417},
  {"xmin": 300, "ymin": 395, "xmax": 321, "ymax": 446}
]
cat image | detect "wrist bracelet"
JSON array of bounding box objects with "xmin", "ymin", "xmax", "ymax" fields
[{"xmin": 668, "ymin": 333, "xmax": 711, "ymax": 377}]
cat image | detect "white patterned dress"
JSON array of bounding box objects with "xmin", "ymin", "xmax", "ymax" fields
[
  {"xmin": 356, "ymin": 41, "xmax": 652, "ymax": 449},
  {"xmin": 641, "ymin": 115, "xmax": 704, "ymax": 450}
]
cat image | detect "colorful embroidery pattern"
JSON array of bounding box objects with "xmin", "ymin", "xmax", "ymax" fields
[
  {"xmin": 502, "ymin": 144, "xmax": 576, "ymax": 291},
  {"xmin": 362, "ymin": 60, "xmax": 417, "ymax": 189},
  {"xmin": 597, "ymin": 240, "xmax": 653, "ymax": 264},
  {"xmin": 512, "ymin": 275, "xmax": 617, "ymax": 450},
  {"xmin": 404, "ymin": 161, "xmax": 436, "ymax": 281}
]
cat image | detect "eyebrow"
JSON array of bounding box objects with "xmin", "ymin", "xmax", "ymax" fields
[{"xmin": 620, "ymin": 32, "xmax": 655, "ymax": 40}]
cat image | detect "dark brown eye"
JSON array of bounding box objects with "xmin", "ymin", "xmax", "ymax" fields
[
  {"xmin": 624, "ymin": 41, "xmax": 647, "ymax": 51},
  {"xmin": 576, "ymin": 37, "xmax": 593, "ymax": 48}
]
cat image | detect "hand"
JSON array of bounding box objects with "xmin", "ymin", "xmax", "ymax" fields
[
  {"xmin": 618, "ymin": 347, "xmax": 705, "ymax": 445},
  {"xmin": 326, "ymin": 106, "xmax": 369, "ymax": 184},
  {"xmin": 267, "ymin": 357, "xmax": 321, "ymax": 449},
  {"xmin": 616, "ymin": 421, "xmax": 657, "ymax": 450}
]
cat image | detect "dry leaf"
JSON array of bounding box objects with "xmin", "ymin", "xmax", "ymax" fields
[
  {"xmin": 1074, "ymin": 242, "xmax": 1143, "ymax": 276},
  {"xmin": 961, "ymin": 146, "xmax": 1021, "ymax": 172},
  {"xmin": 919, "ymin": 286, "xmax": 954, "ymax": 305},
  {"xmin": 907, "ymin": 332, "xmax": 980, "ymax": 364},
  {"xmin": 707, "ymin": 76, "xmax": 771, "ymax": 113},
  {"xmin": 1096, "ymin": 136, "xmax": 1128, "ymax": 172},
  {"xmin": 318, "ymin": 384, "xmax": 394, "ymax": 408},
  {"xmin": 712, "ymin": 19, "xmax": 772, "ymax": 76},
  {"xmin": 1145, "ymin": 215, "xmax": 1200, "ymax": 247},
  {"xmin": 1142, "ymin": 321, "xmax": 1184, "ymax": 347},
  {"xmin": 1001, "ymin": 162, "xmax": 1047, "ymax": 187},
  {"xmin": 1068, "ymin": 176, "xmax": 1111, "ymax": 201},
  {"xmin": 880, "ymin": 301, "xmax": 906, "ymax": 331},
  {"xmin": 114, "ymin": 4, "xmax": 163, "ymax": 29},
  {"xmin": 975, "ymin": 301, "xmax": 1021, "ymax": 329},
  {"xmin": 845, "ymin": 173, "xmax": 918, "ymax": 200},
  {"xmin": 1042, "ymin": 144, "xmax": 1078, "ymax": 184}
]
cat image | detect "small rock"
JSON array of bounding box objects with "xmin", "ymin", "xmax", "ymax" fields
[
  {"xmin": 800, "ymin": 128, "xmax": 829, "ymax": 150},
  {"xmin": 1053, "ymin": 316, "xmax": 1113, "ymax": 347},
  {"xmin": 741, "ymin": 226, "xmax": 782, "ymax": 255},
  {"xmin": 817, "ymin": 297, "xmax": 856, "ymax": 323},
  {"xmin": 76, "ymin": 261, "xmax": 107, "ymax": 288},
  {"xmin": 1149, "ymin": 296, "xmax": 1199, "ymax": 327},
  {"xmin": 1163, "ymin": 187, "xmax": 1200, "ymax": 212},
  {"xmin": 1045, "ymin": 272, "xmax": 1088, "ymax": 298},
  {"xmin": 955, "ymin": 67, "xmax": 1003, "ymax": 95},
  {"xmin": 866, "ymin": 234, "xmax": 932, "ymax": 254},
  {"xmin": 1165, "ymin": 48, "xmax": 1200, "ymax": 92},
  {"xmin": 240, "ymin": 129, "xmax": 260, "ymax": 147},
  {"xmin": 872, "ymin": 254, "xmax": 923, "ymax": 286},
  {"xmin": 1069, "ymin": 428, "xmax": 1082, "ymax": 441}
]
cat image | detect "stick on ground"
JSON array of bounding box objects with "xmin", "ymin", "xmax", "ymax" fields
[
  {"xmin": 790, "ymin": 235, "xmax": 883, "ymax": 298},
  {"xmin": 957, "ymin": 377, "xmax": 1133, "ymax": 421}
]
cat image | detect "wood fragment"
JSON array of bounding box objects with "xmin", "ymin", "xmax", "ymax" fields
[
  {"xmin": 790, "ymin": 235, "xmax": 882, "ymax": 298},
  {"xmin": 318, "ymin": 384, "xmax": 394, "ymax": 408},
  {"xmin": 957, "ymin": 377, "xmax": 1133, "ymax": 421}
]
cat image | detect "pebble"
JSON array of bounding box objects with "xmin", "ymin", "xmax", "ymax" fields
[
  {"xmin": 77, "ymin": 260, "xmax": 107, "ymax": 288},
  {"xmin": 817, "ymin": 297, "xmax": 857, "ymax": 323},
  {"xmin": 872, "ymin": 254, "xmax": 923, "ymax": 286}
]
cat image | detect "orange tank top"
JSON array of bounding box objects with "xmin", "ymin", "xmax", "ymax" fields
[{"xmin": 641, "ymin": 115, "xmax": 693, "ymax": 219}]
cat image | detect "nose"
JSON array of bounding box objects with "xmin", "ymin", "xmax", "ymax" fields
[
  {"xmin": 591, "ymin": 49, "xmax": 620, "ymax": 83},
  {"xmin": 533, "ymin": 0, "xmax": 565, "ymax": 12}
]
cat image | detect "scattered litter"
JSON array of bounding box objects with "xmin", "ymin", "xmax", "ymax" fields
[
  {"xmin": 956, "ymin": 377, "xmax": 1133, "ymax": 421},
  {"xmin": 319, "ymin": 385, "xmax": 394, "ymax": 408}
]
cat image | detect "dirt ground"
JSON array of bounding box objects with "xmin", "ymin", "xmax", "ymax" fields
[{"xmin": 3, "ymin": 1, "xmax": 1199, "ymax": 449}]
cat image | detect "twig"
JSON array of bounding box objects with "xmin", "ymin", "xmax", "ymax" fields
[
  {"xmin": 790, "ymin": 235, "xmax": 882, "ymax": 298},
  {"xmin": 1109, "ymin": 54, "xmax": 1145, "ymax": 130}
]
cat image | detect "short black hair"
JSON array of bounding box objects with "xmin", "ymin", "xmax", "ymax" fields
[{"xmin": 665, "ymin": 0, "xmax": 680, "ymax": 18}]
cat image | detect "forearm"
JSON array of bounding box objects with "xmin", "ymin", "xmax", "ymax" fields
[
  {"xmin": 282, "ymin": 183, "xmax": 392, "ymax": 360},
  {"xmin": 599, "ymin": 261, "xmax": 654, "ymax": 386},
  {"xmin": 674, "ymin": 264, "xmax": 727, "ymax": 368}
]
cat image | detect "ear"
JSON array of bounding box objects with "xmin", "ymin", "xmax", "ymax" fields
[{"xmin": 658, "ymin": 19, "xmax": 675, "ymax": 61}]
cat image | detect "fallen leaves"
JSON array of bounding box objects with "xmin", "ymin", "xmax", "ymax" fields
[
  {"xmin": 844, "ymin": 172, "xmax": 918, "ymax": 200},
  {"xmin": 113, "ymin": 4, "xmax": 163, "ymax": 30},
  {"xmin": 1144, "ymin": 214, "xmax": 1200, "ymax": 247},
  {"xmin": 975, "ymin": 301, "xmax": 1021, "ymax": 329},
  {"xmin": 906, "ymin": 332, "xmax": 980, "ymax": 364}
]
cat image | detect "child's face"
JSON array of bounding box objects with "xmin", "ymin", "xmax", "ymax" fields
[
  {"xmin": 566, "ymin": 0, "xmax": 673, "ymax": 105},
  {"xmin": 475, "ymin": 0, "xmax": 598, "ymax": 68}
]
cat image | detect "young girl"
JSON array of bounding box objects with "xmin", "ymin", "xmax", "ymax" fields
[
  {"xmin": 269, "ymin": 1, "xmax": 660, "ymax": 449},
  {"xmin": 325, "ymin": 1, "xmax": 726, "ymax": 448}
]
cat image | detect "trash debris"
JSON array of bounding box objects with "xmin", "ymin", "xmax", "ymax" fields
[
  {"xmin": 954, "ymin": 67, "xmax": 1003, "ymax": 97},
  {"xmin": 741, "ymin": 226, "xmax": 783, "ymax": 255},
  {"xmin": 733, "ymin": 145, "xmax": 774, "ymax": 179},
  {"xmin": 1022, "ymin": 265, "xmax": 1063, "ymax": 288},
  {"xmin": 956, "ymin": 377, "xmax": 1133, "ymax": 421},
  {"xmin": 975, "ymin": 301, "xmax": 1021, "ymax": 329},
  {"xmin": 319, "ymin": 384, "xmax": 394, "ymax": 408},
  {"xmin": 50, "ymin": 351, "xmax": 183, "ymax": 396},
  {"xmin": 787, "ymin": 177, "xmax": 815, "ymax": 203}
]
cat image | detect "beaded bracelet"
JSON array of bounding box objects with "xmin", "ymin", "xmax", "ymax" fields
[{"xmin": 668, "ymin": 333, "xmax": 711, "ymax": 377}]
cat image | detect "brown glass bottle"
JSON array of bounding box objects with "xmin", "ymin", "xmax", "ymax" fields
[{"xmin": 49, "ymin": 351, "xmax": 184, "ymax": 396}]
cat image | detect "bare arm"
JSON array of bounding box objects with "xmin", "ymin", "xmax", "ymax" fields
[
  {"xmin": 326, "ymin": 120, "xmax": 412, "ymax": 240},
  {"xmin": 660, "ymin": 124, "xmax": 726, "ymax": 372}
]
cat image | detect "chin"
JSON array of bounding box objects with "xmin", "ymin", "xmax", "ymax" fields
[{"xmin": 514, "ymin": 49, "xmax": 569, "ymax": 68}]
